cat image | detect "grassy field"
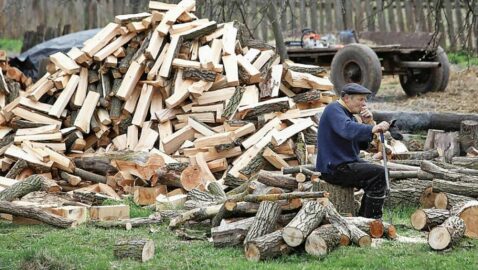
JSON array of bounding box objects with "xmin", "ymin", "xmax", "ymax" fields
[
  {"xmin": 0, "ymin": 202, "xmax": 477, "ymax": 270},
  {"xmin": 0, "ymin": 39, "xmax": 22, "ymax": 54}
]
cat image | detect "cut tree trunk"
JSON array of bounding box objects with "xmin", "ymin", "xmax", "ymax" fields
[
  {"xmin": 114, "ymin": 238, "xmax": 155, "ymax": 262},
  {"xmin": 343, "ymin": 217, "xmax": 384, "ymax": 238},
  {"xmin": 319, "ymin": 180, "xmax": 354, "ymax": 215},
  {"xmin": 450, "ymin": 200, "xmax": 478, "ymax": 239},
  {"xmin": 428, "ymin": 216, "xmax": 466, "ymax": 251},
  {"xmin": 0, "ymin": 175, "xmax": 44, "ymax": 201},
  {"xmin": 434, "ymin": 192, "xmax": 475, "ymax": 209},
  {"xmin": 243, "ymin": 191, "xmax": 328, "ymax": 203},
  {"xmin": 451, "ymin": 157, "xmax": 478, "ymax": 170},
  {"xmin": 410, "ymin": 208, "xmax": 450, "ymax": 231},
  {"xmin": 0, "ymin": 200, "xmax": 75, "ymax": 228},
  {"xmin": 385, "ymin": 188, "xmax": 423, "ymax": 208},
  {"xmin": 392, "ymin": 150, "xmax": 439, "ymax": 160},
  {"xmin": 349, "ymin": 224, "xmax": 372, "ymax": 247},
  {"xmin": 169, "ymin": 204, "xmax": 222, "ymax": 228},
  {"xmin": 432, "ymin": 179, "xmax": 478, "ymax": 198},
  {"xmin": 305, "ymin": 224, "xmax": 341, "ymax": 258},
  {"xmin": 244, "ymin": 201, "xmax": 282, "ymax": 243},
  {"xmin": 244, "ymin": 230, "xmax": 292, "ymax": 262},
  {"xmin": 92, "ymin": 215, "xmax": 162, "ymax": 230},
  {"xmin": 282, "ymin": 200, "xmax": 325, "ymax": 247}
]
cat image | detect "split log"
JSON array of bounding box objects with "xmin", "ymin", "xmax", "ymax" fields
[
  {"xmin": 5, "ymin": 160, "xmax": 28, "ymax": 179},
  {"xmin": 428, "ymin": 216, "xmax": 466, "ymax": 251},
  {"xmin": 0, "ymin": 175, "xmax": 44, "ymax": 201},
  {"xmin": 0, "ymin": 200, "xmax": 75, "ymax": 228},
  {"xmin": 410, "ymin": 209, "xmax": 450, "ymax": 231},
  {"xmin": 114, "ymin": 238, "xmax": 155, "ymax": 262},
  {"xmin": 432, "ymin": 179, "xmax": 478, "ymax": 198},
  {"xmin": 282, "ymin": 200, "xmax": 325, "ymax": 247},
  {"xmin": 257, "ymin": 170, "xmax": 298, "ymax": 190},
  {"xmin": 451, "ymin": 157, "xmax": 478, "ymax": 170},
  {"xmin": 244, "ymin": 230, "xmax": 292, "ymax": 262},
  {"xmin": 244, "ymin": 201, "xmax": 282, "ymax": 243},
  {"xmin": 434, "ymin": 192, "xmax": 476, "ymax": 209},
  {"xmin": 450, "ymin": 200, "xmax": 478, "ymax": 239},
  {"xmin": 343, "ymin": 217, "xmax": 384, "ymax": 238},
  {"xmin": 169, "ymin": 204, "xmax": 222, "ymax": 228},
  {"xmin": 93, "ymin": 215, "xmax": 162, "ymax": 230},
  {"xmin": 319, "ymin": 180, "xmax": 354, "ymax": 215},
  {"xmin": 281, "ymin": 164, "xmax": 315, "ymax": 174},
  {"xmin": 385, "ymin": 188, "xmax": 424, "ymax": 208},
  {"xmin": 305, "ymin": 224, "xmax": 341, "ymax": 258},
  {"xmin": 156, "ymin": 163, "xmax": 189, "ymax": 188}
]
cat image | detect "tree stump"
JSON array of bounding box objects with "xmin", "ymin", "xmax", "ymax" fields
[
  {"xmin": 244, "ymin": 230, "xmax": 292, "ymax": 262},
  {"xmin": 428, "ymin": 216, "xmax": 466, "ymax": 251},
  {"xmin": 305, "ymin": 224, "xmax": 341, "ymax": 258},
  {"xmin": 459, "ymin": 120, "xmax": 478, "ymax": 154},
  {"xmin": 319, "ymin": 180, "xmax": 354, "ymax": 215},
  {"xmin": 114, "ymin": 238, "xmax": 155, "ymax": 262},
  {"xmin": 282, "ymin": 200, "xmax": 325, "ymax": 247},
  {"xmin": 450, "ymin": 200, "xmax": 478, "ymax": 239},
  {"xmin": 244, "ymin": 201, "xmax": 281, "ymax": 243},
  {"xmin": 410, "ymin": 208, "xmax": 450, "ymax": 231}
]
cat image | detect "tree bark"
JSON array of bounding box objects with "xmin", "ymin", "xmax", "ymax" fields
[
  {"xmin": 392, "ymin": 150, "xmax": 439, "ymax": 160},
  {"xmin": 305, "ymin": 224, "xmax": 341, "ymax": 258},
  {"xmin": 450, "ymin": 200, "xmax": 478, "ymax": 239},
  {"xmin": 257, "ymin": 170, "xmax": 298, "ymax": 190},
  {"xmin": 428, "ymin": 216, "xmax": 466, "ymax": 250},
  {"xmin": 183, "ymin": 68, "xmax": 217, "ymax": 82},
  {"xmin": 114, "ymin": 238, "xmax": 155, "ymax": 262},
  {"xmin": 459, "ymin": 120, "xmax": 478, "ymax": 154},
  {"xmin": 222, "ymin": 86, "xmax": 245, "ymax": 119},
  {"xmin": 5, "ymin": 160, "xmax": 28, "ymax": 179},
  {"xmin": 0, "ymin": 200, "xmax": 75, "ymax": 228},
  {"xmin": 432, "ymin": 179, "xmax": 478, "ymax": 198},
  {"xmin": 282, "ymin": 200, "xmax": 325, "ymax": 247},
  {"xmin": 243, "ymin": 191, "xmax": 327, "ymax": 203},
  {"xmin": 0, "ymin": 175, "xmax": 44, "ymax": 201},
  {"xmin": 169, "ymin": 204, "xmax": 222, "ymax": 228},
  {"xmin": 244, "ymin": 201, "xmax": 282, "ymax": 243},
  {"xmin": 410, "ymin": 208, "xmax": 450, "ymax": 231},
  {"xmin": 244, "ymin": 230, "xmax": 292, "ymax": 262},
  {"xmin": 319, "ymin": 180, "xmax": 355, "ymax": 215},
  {"xmin": 451, "ymin": 157, "xmax": 478, "ymax": 170}
]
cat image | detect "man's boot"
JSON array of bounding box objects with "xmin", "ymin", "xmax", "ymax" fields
[{"xmin": 363, "ymin": 196, "xmax": 385, "ymax": 219}]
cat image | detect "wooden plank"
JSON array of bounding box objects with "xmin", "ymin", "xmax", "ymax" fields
[
  {"xmin": 242, "ymin": 117, "xmax": 281, "ymax": 149},
  {"xmin": 49, "ymin": 75, "xmax": 80, "ymax": 118},
  {"xmin": 145, "ymin": 31, "xmax": 165, "ymax": 60},
  {"xmin": 112, "ymin": 134, "xmax": 127, "ymax": 150},
  {"xmin": 12, "ymin": 107, "xmax": 61, "ymax": 126},
  {"xmin": 158, "ymin": 120, "xmax": 173, "ymax": 152},
  {"xmin": 170, "ymin": 19, "xmax": 210, "ymax": 35},
  {"xmin": 132, "ymin": 84, "xmax": 154, "ymax": 127},
  {"xmin": 116, "ymin": 61, "xmax": 145, "ymax": 100},
  {"xmin": 285, "ymin": 70, "xmax": 333, "ymax": 90},
  {"xmin": 147, "ymin": 42, "xmax": 170, "ymax": 80},
  {"xmin": 30, "ymin": 142, "xmax": 66, "ymax": 152},
  {"xmin": 27, "ymin": 80, "xmax": 54, "ymax": 101},
  {"xmin": 232, "ymin": 122, "xmax": 256, "ymax": 138},
  {"xmin": 176, "ymin": 112, "xmax": 215, "ymax": 124},
  {"xmin": 49, "ymin": 52, "xmax": 80, "ymax": 74},
  {"xmin": 122, "ymin": 85, "xmax": 141, "ymax": 114},
  {"xmin": 94, "ymin": 33, "xmax": 136, "ymax": 61},
  {"xmin": 210, "ymin": 38, "xmax": 223, "ymax": 65},
  {"xmin": 14, "ymin": 132, "xmax": 62, "ymax": 143},
  {"xmin": 149, "ymin": 90, "xmax": 163, "ymax": 120},
  {"xmin": 115, "ymin": 12, "xmax": 151, "ymax": 25},
  {"xmin": 165, "ymin": 70, "xmax": 194, "ymax": 108},
  {"xmin": 162, "ymin": 0, "xmax": 196, "ymax": 25},
  {"xmin": 188, "ymin": 117, "xmax": 216, "ymax": 136},
  {"xmin": 82, "ymin": 23, "xmax": 121, "ymax": 57},
  {"xmin": 222, "ymin": 54, "xmax": 239, "ymax": 86},
  {"xmin": 90, "ymin": 205, "xmax": 129, "ymax": 221},
  {"xmin": 194, "ymin": 132, "xmax": 236, "ymax": 148},
  {"xmin": 134, "ymin": 127, "xmax": 159, "ymax": 151},
  {"xmin": 272, "ymin": 117, "xmax": 314, "ymax": 145},
  {"xmin": 222, "ymin": 23, "xmax": 237, "ymax": 55},
  {"xmin": 244, "ymin": 48, "xmax": 261, "ymax": 63},
  {"xmin": 172, "ymin": 58, "xmax": 201, "ymax": 69},
  {"xmin": 19, "ymin": 97, "xmax": 66, "ymax": 117},
  {"xmin": 159, "ymin": 35, "xmax": 181, "ymax": 78},
  {"xmin": 73, "ymin": 68, "xmax": 88, "ymax": 107},
  {"xmin": 162, "ymin": 126, "xmax": 195, "ymax": 154},
  {"xmin": 66, "ymin": 47, "xmax": 89, "ymax": 64},
  {"xmin": 42, "ymin": 147, "xmax": 74, "ymax": 172},
  {"xmin": 21, "ymin": 141, "xmax": 50, "ymax": 162},
  {"xmin": 263, "ymin": 147, "xmax": 290, "ymax": 169},
  {"xmin": 252, "ymin": 50, "xmax": 275, "ymax": 70},
  {"xmin": 236, "ymin": 54, "xmax": 261, "ymax": 83},
  {"xmin": 74, "ymin": 91, "xmax": 100, "ymax": 133},
  {"xmin": 196, "ymin": 152, "xmax": 216, "ymax": 181},
  {"xmin": 195, "ymin": 87, "xmax": 235, "ymax": 105},
  {"xmin": 5, "ymin": 145, "xmax": 53, "ymax": 169}
]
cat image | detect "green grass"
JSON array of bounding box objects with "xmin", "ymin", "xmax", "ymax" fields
[
  {"xmin": 0, "ymin": 206, "xmax": 477, "ymax": 270},
  {"xmin": 0, "ymin": 39, "xmax": 22, "ymax": 54},
  {"xmin": 448, "ymin": 51, "xmax": 478, "ymax": 67}
]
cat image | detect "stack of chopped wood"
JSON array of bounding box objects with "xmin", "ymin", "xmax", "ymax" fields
[
  {"xmin": 0, "ymin": 1, "xmax": 336, "ymax": 224},
  {"xmin": 0, "ymin": 50, "xmax": 32, "ymax": 110}
]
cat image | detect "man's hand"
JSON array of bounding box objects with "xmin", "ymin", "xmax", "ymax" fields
[
  {"xmin": 360, "ymin": 106, "xmax": 374, "ymax": 124},
  {"xmin": 372, "ymin": 121, "xmax": 390, "ymax": 133}
]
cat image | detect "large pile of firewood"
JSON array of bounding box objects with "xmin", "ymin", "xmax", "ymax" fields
[{"xmin": 0, "ymin": 0, "xmax": 477, "ymax": 259}]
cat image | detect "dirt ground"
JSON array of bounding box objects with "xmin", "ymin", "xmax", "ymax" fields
[{"xmin": 367, "ymin": 65, "xmax": 478, "ymax": 114}]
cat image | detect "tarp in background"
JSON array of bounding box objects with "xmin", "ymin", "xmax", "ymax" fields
[{"xmin": 9, "ymin": 29, "xmax": 100, "ymax": 80}]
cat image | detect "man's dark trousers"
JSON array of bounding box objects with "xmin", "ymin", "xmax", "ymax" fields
[{"xmin": 321, "ymin": 161, "xmax": 387, "ymax": 219}]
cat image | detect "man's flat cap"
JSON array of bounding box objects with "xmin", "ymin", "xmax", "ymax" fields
[{"xmin": 341, "ymin": 83, "xmax": 372, "ymax": 95}]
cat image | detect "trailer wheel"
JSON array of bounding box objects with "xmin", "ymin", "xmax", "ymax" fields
[
  {"xmin": 399, "ymin": 46, "xmax": 449, "ymax": 96},
  {"xmin": 330, "ymin": 44, "xmax": 382, "ymax": 97}
]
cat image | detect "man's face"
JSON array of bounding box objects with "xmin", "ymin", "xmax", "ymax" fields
[{"xmin": 343, "ymin": 94, "xmax": 367, "ymax": 114}]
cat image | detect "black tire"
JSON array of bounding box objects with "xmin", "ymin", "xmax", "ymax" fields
[
  {"xmin": 399, "ymin": 46, "xmax": 450, "ymax": 96},
  {"xmin": 330, "ymin": 44, "xmax": 382, "ymax": 97}
]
